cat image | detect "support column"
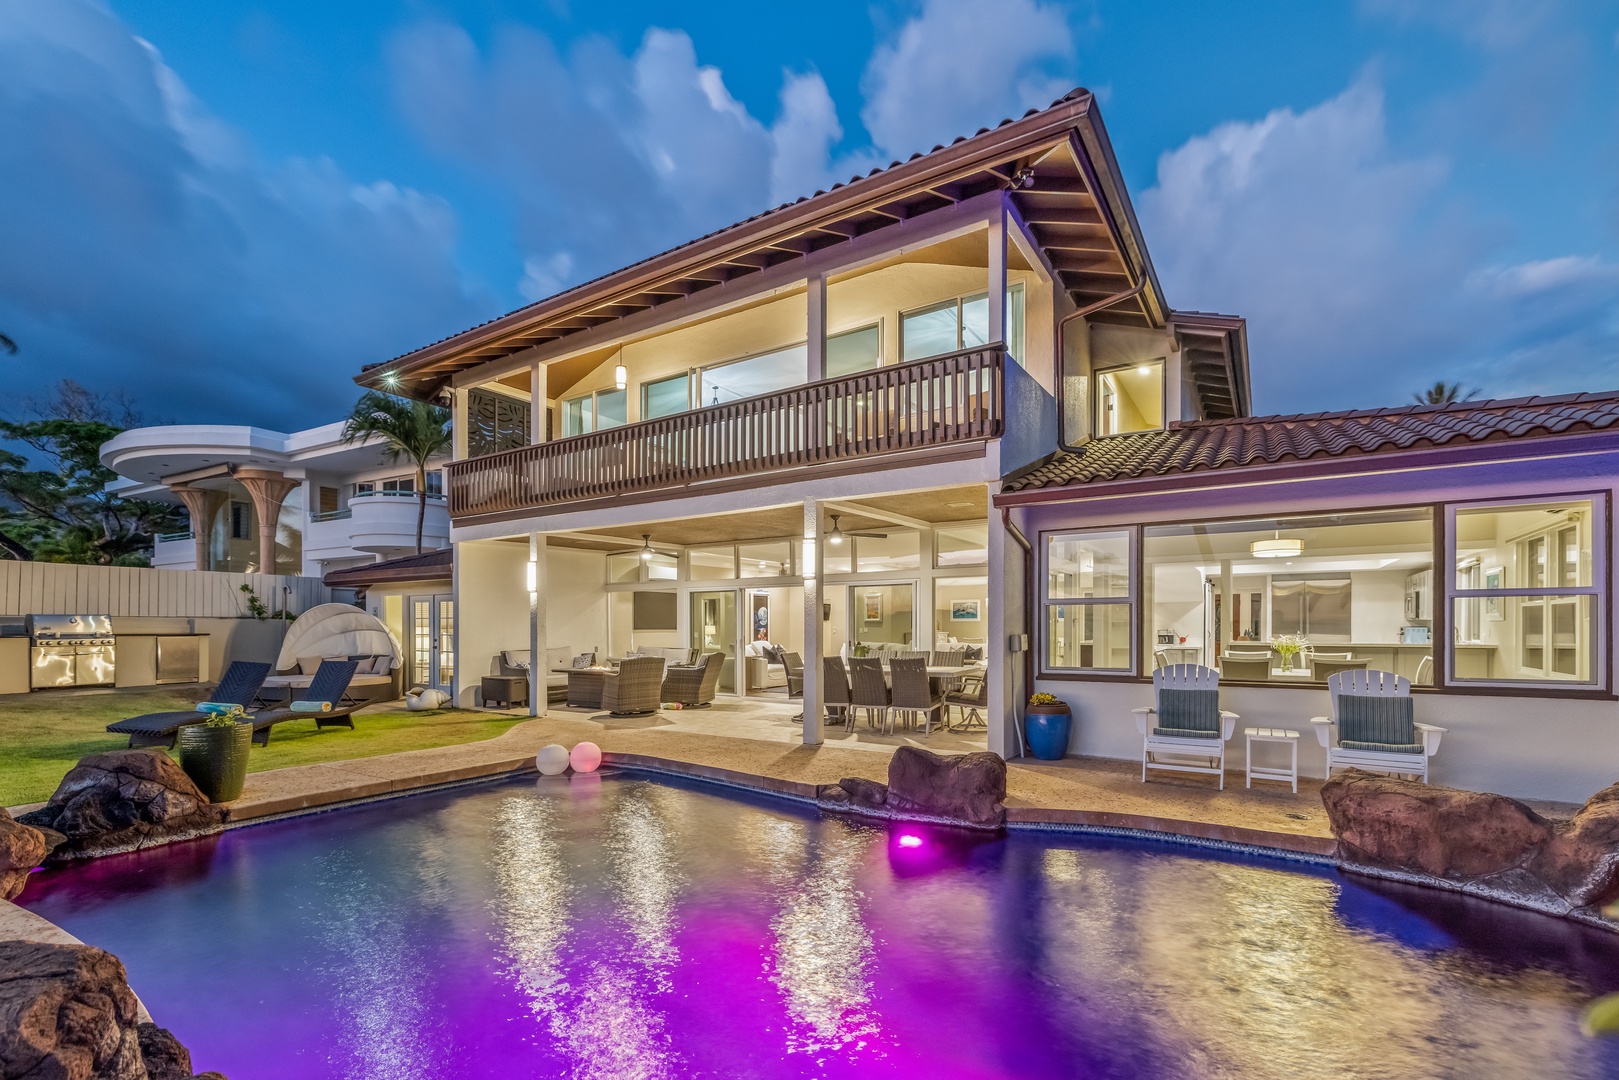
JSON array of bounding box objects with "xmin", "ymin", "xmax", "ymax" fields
[
  {"xmin": 528, "ymin": 533, "xmax": 547, "ymax": 718},
  {"xmin": 451, "ymin": 387, "xmax": 469, "ymax": 460},
  {"xmin": 170, "ymin": 485, "xmax": 223, "ymax": 572},
  {"xmin": 987, "ymin": 508, "xmax": 1014, "ymax": 757},
  {"xmin": 530, "ymin": 361, "xmax": 547, "ymax": 445},
  {"xmin": 235, "ymin": 470, "xmax": 298, "ymax": 575},
  {"xmin": 988, "ymin": 199, "xmax": 1008, "ymax": 345},
  {"xmin": 801, "ymin": 497, "xmax": 824, "ymax": 745},
  {"xmin": 806, "ymin": 273, "xmax": 827, "ymax": 382}
]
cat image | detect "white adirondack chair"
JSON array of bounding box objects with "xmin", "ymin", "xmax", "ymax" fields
[
  {"xmin": 1132, "ymin": 664, "xmax": 1239, "ymax": 789},
  {"xmin": 1311, "ymin": 670, "xmax": 1446, "ymax": 783}
]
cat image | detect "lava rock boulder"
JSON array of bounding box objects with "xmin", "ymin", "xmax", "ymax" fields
[
  {"xmin": 17, "ymin": 749, "xmax": 227, "ymax": 862},
  {"xmin": 0, "ymin": 812, "xmax": 46, "ymax": 902},
  {"xmin": 817, "ymin": 747, "xmax": 1008, "ymax": 830}
]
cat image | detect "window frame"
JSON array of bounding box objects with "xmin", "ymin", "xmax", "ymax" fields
[
  {"xmin": 1033, "ymin": 494, "xmax": 1612, "ymax": 698},
  {"xmin": 641, "ymin": 371, "xmax": 693, "ymax": 420},
  {"xmin": 899, "ymin": 283, "xmax": 1026, "ymax": 362},
  {"xmin": 561, "ymin": 386, "xmax": 628, "ymax": 436},
  {"xmin": 1093, "ymin": 359, "xmax": 1167, "ymax": 439},
  {"xmin": 1038, "ymin": 526, "xmax": 1138, "ymax": 677},
  {"xmin": 1443, "ymin": 493, "xmax": 1609, "ymax": 693}
]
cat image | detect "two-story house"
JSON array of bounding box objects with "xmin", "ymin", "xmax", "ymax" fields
[{"xmin": 357, "ymin": 88, "xmax": 1618, "ymax": 804}]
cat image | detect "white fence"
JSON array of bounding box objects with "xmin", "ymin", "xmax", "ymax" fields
[{"xmin": 0, "ymin": 562, "xmax": 330, "ymax": 618}]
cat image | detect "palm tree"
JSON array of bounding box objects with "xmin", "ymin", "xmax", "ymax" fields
[
  {"xmin": 0, "ymin": 332, "xmax": 16, "ymax": 355},
  {"xmin": 1413, "ymin": 381, "xmax": 1480, "ymax": 405},
  {"xmin": 340, "ymin": 392, "xmax": 452, "ymax": 554}
]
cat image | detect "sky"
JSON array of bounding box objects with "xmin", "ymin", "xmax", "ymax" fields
[{"xmin": 0, "ymin": 0, "xmax": 1615, "ymax": 429}]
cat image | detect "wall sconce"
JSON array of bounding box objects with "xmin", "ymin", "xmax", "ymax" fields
[{"xmin": 525, "ymin": 559, "xmax": 537, "ymax": 593}]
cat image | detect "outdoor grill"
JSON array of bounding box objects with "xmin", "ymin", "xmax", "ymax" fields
[{"xmin": 27, "ymin": 614, "xmax": 116, "ymax": 689}]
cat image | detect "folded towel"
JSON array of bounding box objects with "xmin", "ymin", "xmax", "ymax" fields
[
  {"xmin": 197, "ymin": 702, "xmax": 243, "ymax": 716},
  {"xmin": 290, "ymin": 700, "xmax": 333, "ymax": 713}
]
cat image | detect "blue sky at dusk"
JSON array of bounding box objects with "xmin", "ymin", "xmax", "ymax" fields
[{"xmin": 1, "ymin": 0, "xmax": 1615, "ymax": 428}]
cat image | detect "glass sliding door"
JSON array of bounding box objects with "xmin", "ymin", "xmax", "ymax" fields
[{"xmin": 690, "ymin": 590, "xmax": 738, "ymax": 694}]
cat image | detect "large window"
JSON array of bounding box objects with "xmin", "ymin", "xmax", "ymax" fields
[
  {"xmin": 1450, "ymin": 499, "xmax": 1600, "ymax": 685},
  {"xmin": 900, "ymin": 285, "xmax": 1025, "ymax": 362},
  {"xmin": 1140, "ymin": 509, "xmax": 1434, "ymax": 684},
  {"xmin": 642, "ymin": 373, "xmax": 690, "ymax": 419},
  {"xmin": 1043, "ymin": 530, "xmax": 1133, "ymax": 672},
  {"xmin": 699, "ymin": 344, "xmax": 806, "ymax": 406},
  {"xmin": 562, "ymin": 388, "xmax": 627, "ymax": 436},
  {"xmin": 826, "ymin": 324, "xmax": 881, "ymax": 378},
  {"xmin": 1038, "ymin": 498, "xmax": 1609, "ymax": 694}
]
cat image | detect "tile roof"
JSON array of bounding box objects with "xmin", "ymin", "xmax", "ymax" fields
[
  {"xmin": 1001, "ymin": 390, "xmax": 1619, "ymax": 493},
  {"xmin": 366, "ymin": 89, "xmax": 1097, "ymax": 373},
  {"xmin": 323, "ymin": 547, "xmax": 452, "ymax": 587}
]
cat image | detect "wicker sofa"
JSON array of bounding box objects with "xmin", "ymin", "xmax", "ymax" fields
[{"xmin": 498, "ymin": 646, "xmax": 593, "ymax": 702}]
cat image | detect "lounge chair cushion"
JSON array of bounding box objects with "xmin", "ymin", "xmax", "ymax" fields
[
  {"xmin": 371, "ymin": 655, "xmax": 392, "ymax": 677},
  {"xmin": 1336, "ymin": 694, "xmax": 1415, "ymax": 748},
  {"xmin": 1156, "ymin": 688, "xmax": 1220, "ymax": 734},
  {"xmin": 1153, "ymin": 726, "xmax": 1221, "ymax": 740},
  {"xmin": 298, "ymin": 656, "xmax": 325, "ymax": 675},
  {"xmin": 353, "ymin": 657, "xmax": 376, "ymax": 674},
  {"xmin": 1340, "ymin": 739, "xmax": 1425, "ymax": 754}
]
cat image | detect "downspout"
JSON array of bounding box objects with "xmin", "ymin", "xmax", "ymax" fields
[
  {"xmin": 1054, "ymin": 278, "xmax": 1148, "ymax": 453},
  {"xmin": 1002, "ymin": 506, "xmax": 1034, "ymax": 759}
]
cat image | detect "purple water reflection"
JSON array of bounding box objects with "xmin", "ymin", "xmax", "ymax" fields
[{"xmin": 18, "ymin": 772, "xmax": 1619, "ymax": 1079}]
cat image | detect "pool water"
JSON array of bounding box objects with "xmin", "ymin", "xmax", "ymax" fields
[{"xmin": 18, "ymin": 772, "xmax": 1619, "ymax": 1079}]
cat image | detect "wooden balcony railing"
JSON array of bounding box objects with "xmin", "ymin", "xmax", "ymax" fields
[{"xmin": 447, "ymin": 344, "xmax": 1005, "ymax": 519}]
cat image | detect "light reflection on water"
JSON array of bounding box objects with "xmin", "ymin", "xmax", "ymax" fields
[{"xmin": 18, "ymin": 773, "xmax": 1619, "ymax": 1080}]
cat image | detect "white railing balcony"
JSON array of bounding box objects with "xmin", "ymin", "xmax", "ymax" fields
[
  {"xmin": 151, "ymin": 532, "xmax": 197, "ymax": 570},
  {"xmin": 346, "ymin": 491, "xmax": 450, "ymax": 556}
]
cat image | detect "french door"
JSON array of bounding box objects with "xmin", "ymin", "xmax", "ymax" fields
[{"xmin": 409, "ymin": 594, "xmax": 455, "ymax": 691}]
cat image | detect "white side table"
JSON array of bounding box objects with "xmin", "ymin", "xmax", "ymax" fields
[{"xmin": 1245, "ymin": 727, "xmax": 1300, "ymax": 793}]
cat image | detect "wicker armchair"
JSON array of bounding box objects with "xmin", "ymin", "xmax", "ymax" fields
[
  {"xmin": 600, "ymin": 655, "xmax": 665, "ymax": 716},
  {"xmin": 662, "ymin": 651, "xmax": 724, "ymax": 707}
]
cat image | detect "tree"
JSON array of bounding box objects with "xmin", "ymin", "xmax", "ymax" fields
[
  {"xmin": 339, "ymin": 392, "xmax": 452, "ymax": 555},
  {"xmin": 1413, "ymin": 381, "xmax": 1480, "ymax": 405},
  {"xmin": 0, "ymin": 332, "xmax": 16, "ymax": 355},
  {"xmin": 0, "ymin": 380, "xmax": 183, "ymax": 564}
]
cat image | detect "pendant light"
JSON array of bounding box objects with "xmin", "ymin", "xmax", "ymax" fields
[
  {"xmin": 828, "ymin": 514, "xmax": 845, "ymax": 546},
  {"xmin": 640, "ymin": 534, "xmax": 653, "ymax": 562},
  {"xmin": 614, "ymin": 347, "xmax": 627, "ymax": 391},
  {"xmin": 1250, "ymin": 530, "xmax": 1302, "ymax": 558}
]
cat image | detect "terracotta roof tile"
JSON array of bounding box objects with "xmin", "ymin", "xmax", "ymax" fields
[{"xmin": 1001, "ymin": 390, "xmax": 1619, "ymax": 493}]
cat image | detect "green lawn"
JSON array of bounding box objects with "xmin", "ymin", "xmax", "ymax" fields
[{"xmin": 0, "ymin": 688, "xmax": 525, "ymax": 808}]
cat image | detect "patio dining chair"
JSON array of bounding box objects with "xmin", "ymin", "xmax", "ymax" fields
[
  {"xmin": 932, "ymin": 649, "xmax": 967, "ymax": 668},
  {"xmin": 1312, "ymin": 670, "xmax": 1445, "ymax": 783},
  {"xmin": 783, "ymin": 652, "xmax": 804, "ymax": 699},
  {"xmin": 847, "ymin": 658, "xmax": 890, "ymax": 732},
  {"xmin": 823, "ymin": 656, "xmax": 852, "ymax": 729},
  {"xmin": 1131, "ymin": 664, "xmax": 1239, "ymax": 789},
  {"xmin": 1219, "ymin": 656, "xmax": 1271, "ymax": 681},
  {"xmin": 946, "ymin": 671, "xmax": 988, "ymax": 731},
  {"xmin": 890, "ymin": 657, "xmax": 946, "ymax": 735}
]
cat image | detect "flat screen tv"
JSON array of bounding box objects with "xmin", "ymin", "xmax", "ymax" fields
[{"xmin": 632, "ymin": 591, "xmax": 678, "ymax": 632}]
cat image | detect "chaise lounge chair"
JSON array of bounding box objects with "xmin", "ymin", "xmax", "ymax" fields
[
  {"xmin": 244, "ymin": 660, "xmax": 362, "ymax": 747},
  {"xmin": 106, "ymin": 661, "xmax": 272, "ymax": 749}
]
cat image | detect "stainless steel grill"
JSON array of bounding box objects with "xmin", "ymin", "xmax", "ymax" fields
[{"xmin": 27, "ymin": 614, "xmax": 116, "ymax": 689}]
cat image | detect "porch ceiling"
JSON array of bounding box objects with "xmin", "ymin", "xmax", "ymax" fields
[
  {"xmin": 539, "ymin": 484, "xmax": 989, "ymax": 550},
  {"xmin": 360, "ymin": 89, "xmax": 1165, "ymax": 403}
]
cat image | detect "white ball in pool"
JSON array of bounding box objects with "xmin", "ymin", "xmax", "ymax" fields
[
  {"xmin": 569, "ymin": 741, "xmax": 603, "ymax": 773},
  {"xmin": 535, "ymin": 744, "xmax": 570, "ymax": 776}
]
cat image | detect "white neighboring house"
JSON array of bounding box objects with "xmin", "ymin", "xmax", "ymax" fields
[{"xmin": 101, "ymin": 420, "xmax": 451, "ymax": 580}]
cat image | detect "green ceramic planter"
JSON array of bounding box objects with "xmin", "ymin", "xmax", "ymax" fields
[{"xmin": 178, "ymin": 721, "xmax": 253, "ymax": 803}]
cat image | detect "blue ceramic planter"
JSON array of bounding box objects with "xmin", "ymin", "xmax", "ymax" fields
[{"xmin": 1024, "ymin": 707, "xmax": 1072, "ymax": 760}]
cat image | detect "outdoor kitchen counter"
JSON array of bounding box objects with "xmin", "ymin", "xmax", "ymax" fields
[
  {"xmin": 112, "ymin": 634, "xmax": 209, "ymax": 688},
  {"xmin": 0, "ymin": 637, "xmax": 27, "ymax": 694}
]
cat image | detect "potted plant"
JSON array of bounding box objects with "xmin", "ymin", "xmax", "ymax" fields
[
  {"xmin": 1024, "ymin": 692, "xmax": 1072, "ymax": 761},
  {"xmin": 177, "ymin": 705, "xmax": 253, "ymax": 803}
]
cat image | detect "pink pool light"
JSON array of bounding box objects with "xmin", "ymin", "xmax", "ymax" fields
[{"xmin": 897, "ymin": 833, "xmax": 923, "ymax": 848}]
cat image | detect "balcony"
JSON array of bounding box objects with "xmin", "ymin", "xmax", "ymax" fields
[
  {"xmin": 151, "ymin": 532, "xmax": 196, "ymax": 570},
  {"xmin": 305, "ymin": 491, "xmax": 451, "ymax": 561},
  {"xmin": 447, "ymin": 345, "xmax": 1008, "ymax": 521}
]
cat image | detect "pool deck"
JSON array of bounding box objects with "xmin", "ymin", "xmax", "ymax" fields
[{"xmin": 165, "ymin": 701, "xmax": 1345, "ymax": 858}]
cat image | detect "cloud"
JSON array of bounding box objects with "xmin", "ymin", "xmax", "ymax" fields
[
  {"xmin": 859, "ymin": 0, "xmax": 1076, "ymax": 160},
  {"xmin": 0, "ymin": 0, "xmax": 491, "ymax": 429},
  {"xmin": 1140, "ymin": 76, "xmax": 1619, "ymax": 411},
  {"xmin": 388, "ymin": 23, "xmax": 848, "ymax": 297}
]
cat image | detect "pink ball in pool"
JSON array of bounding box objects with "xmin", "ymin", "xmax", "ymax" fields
[{"xmin": 569, "ymin": 741, "xmax": 603, "ymax": 773}]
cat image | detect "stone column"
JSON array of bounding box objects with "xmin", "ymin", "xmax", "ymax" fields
[
  {"xmin": 801, "ymin": 497, "xmax": 823, "ymax": 745},
  {"xmin": 234, "ymin": 469, "xmax": 299, "ymax": 575},
  {"xmin": 170, "ymin": 485, "xmax": 223, "ymax": 571}
]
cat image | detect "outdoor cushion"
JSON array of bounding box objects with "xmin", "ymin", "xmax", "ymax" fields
[
  {"xmin": 353, "ymin": 656, "xmax": 376, "ymax": 674},
  {"xmin": 571, "ymin": 653, "xmax": 595, "ymax": 669},
  {"xmin": 762, "ymin": 643, "xmax": 785, "ymax": 666},
  {"xmin": 1156, "ymin": 688, "xmax": 1221, "ymax": 733},
  {"xmin": 371, "ymin": 656, "xmax": 392, "ymax": 677},
  {"xmin": 1340, "ymin": 739, "xmax": 1425, "ymax": 754},
  {"xmin": 1336, "ymin": 694, "xmax": 1415, "ymax": 747},
  {"xmin": 298, "ymin": 656, "xmax": 325, "ymax": 675},
  {"xmin": 1153, "ymin": 726, "xmax": 1221, "ymax": 740}
]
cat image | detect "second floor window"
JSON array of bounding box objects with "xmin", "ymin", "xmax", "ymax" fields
[
  {"xmin": 1096, "ymin": 360, "xmax": 1165, "ymax": 437},
  {"xmin": 901, "ymin": 283, "xmax": 1025, "ymax": 362},
  {"xmin": 642, "ymin": 373, "xmax": 690, "ymax": 419},
  {"xmin": 563, "ymin": 388, "xmax": 627, "ymax": 436}
]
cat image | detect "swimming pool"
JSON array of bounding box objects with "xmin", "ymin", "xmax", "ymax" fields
[{"xmin": 19, "ymin": 771, "xmax": 1619, "ymax": 1079}]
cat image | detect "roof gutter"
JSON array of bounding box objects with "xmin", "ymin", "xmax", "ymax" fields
[{"xmin": 1054, "ymin": 278, "xmax": 1149, "ymax": 453}]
